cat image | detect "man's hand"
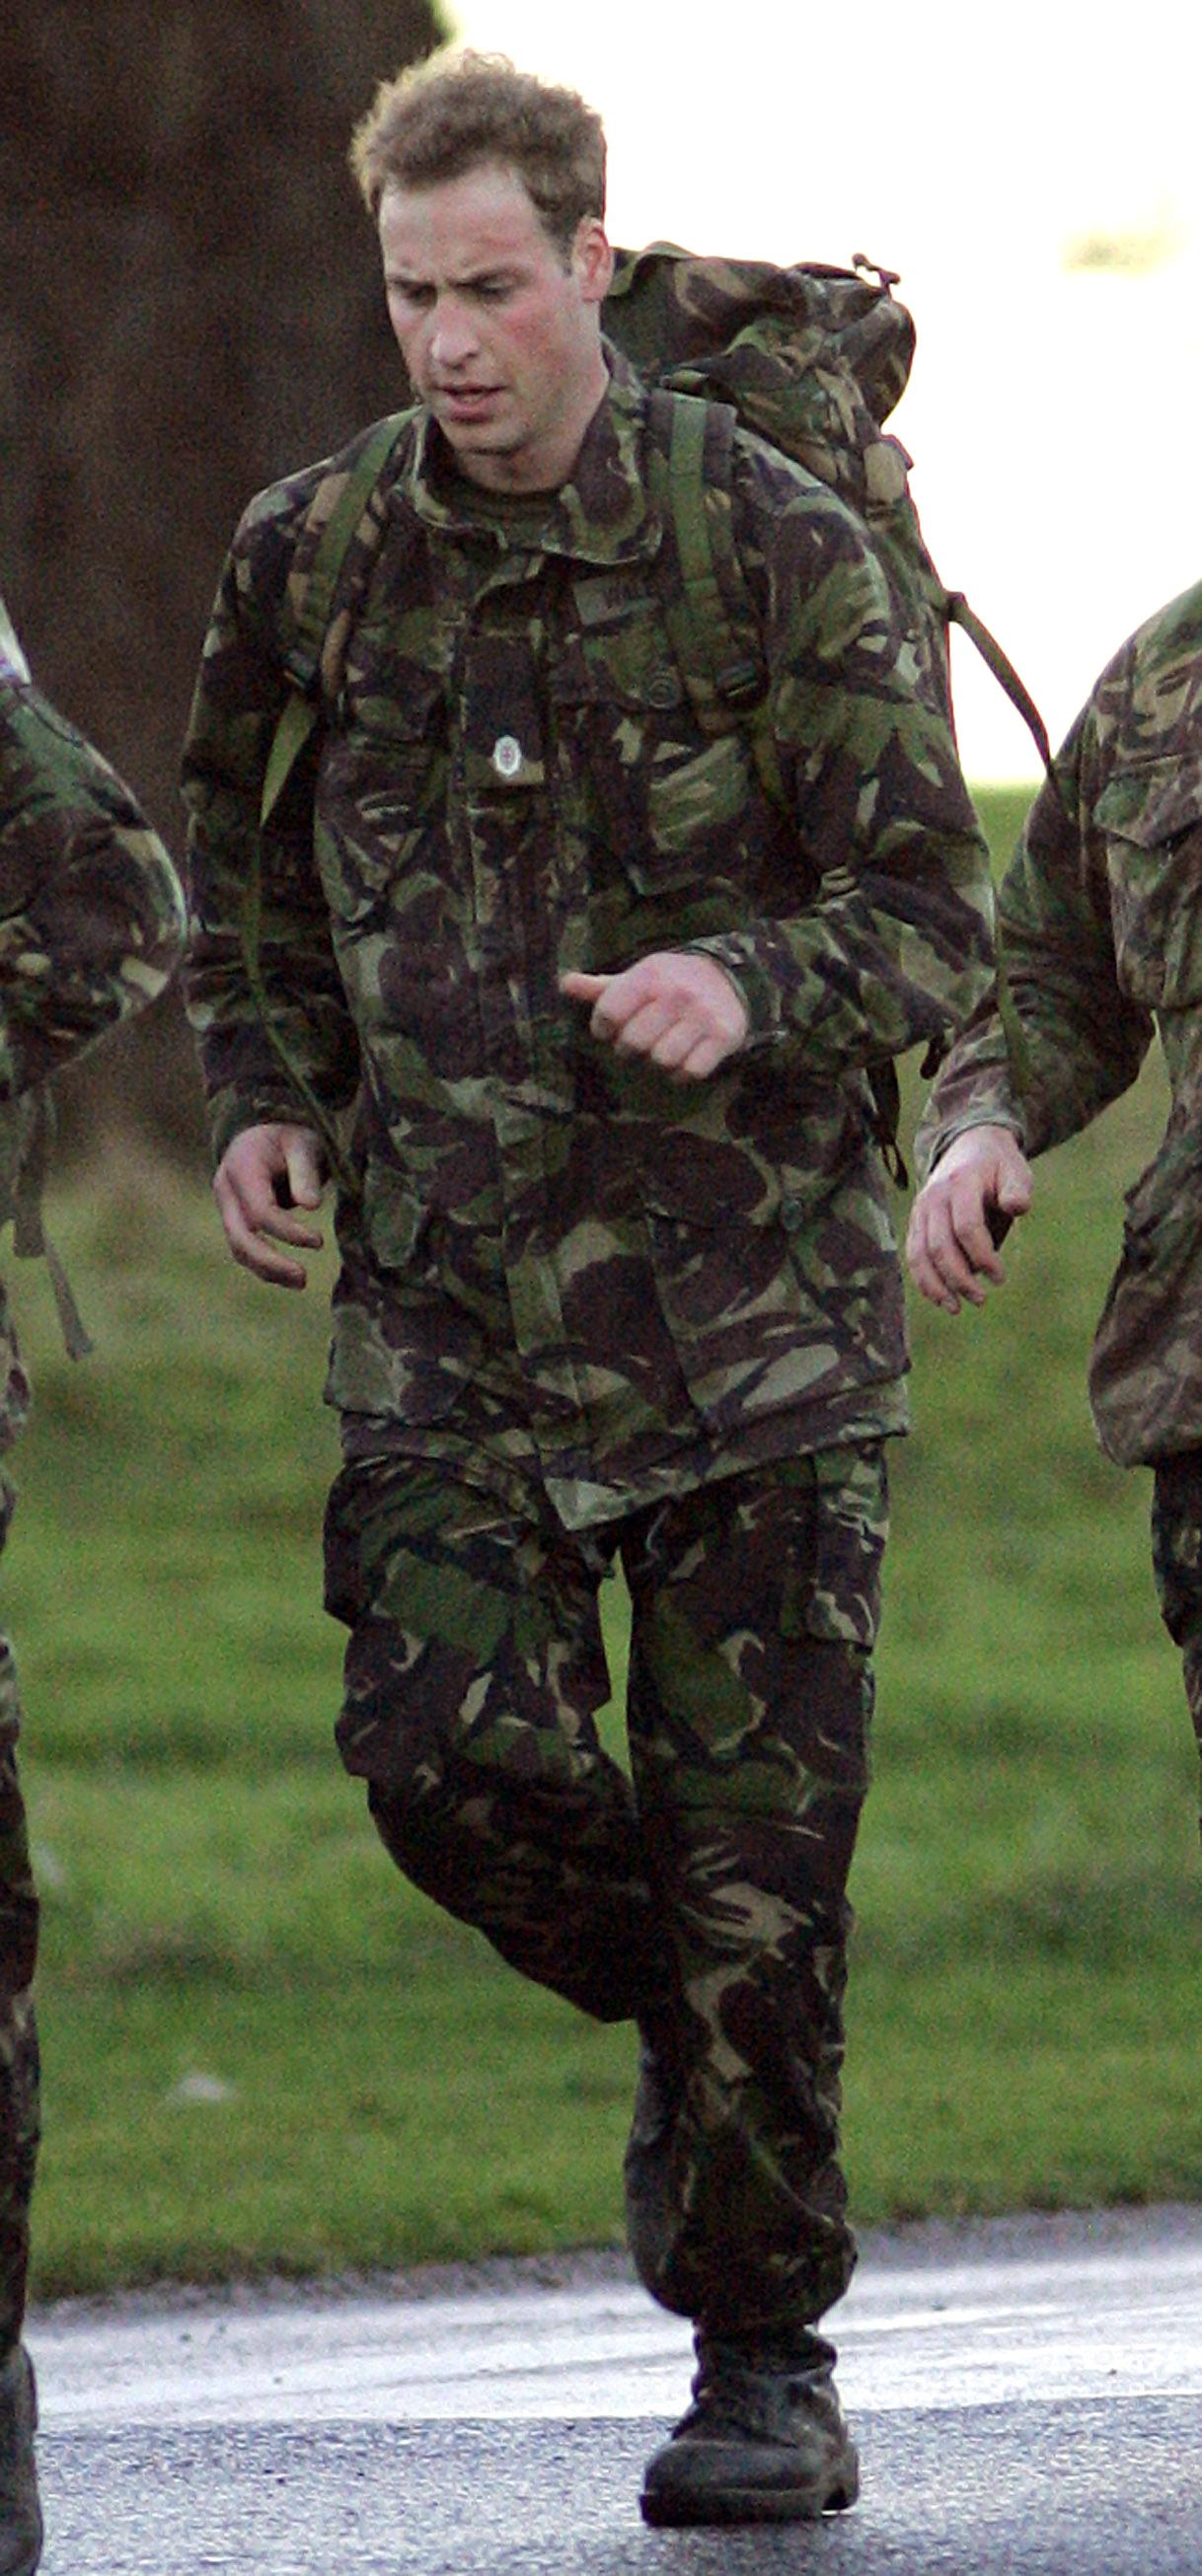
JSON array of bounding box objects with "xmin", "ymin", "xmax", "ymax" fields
[
  {"xmin": 561, "ymin": 952, "xmax": 749, "ymax": 1079},
  {"xmin": 213, "ymin": 1123, "xmax": 327, "ymax": 1289},
  {"xmin": 905, "ymin": 1125, "xmax": 1033, "ymax": 1314}
]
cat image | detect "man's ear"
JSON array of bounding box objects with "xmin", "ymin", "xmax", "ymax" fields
[{"xmin": 573, "ymin": 218, "xmax": 614, "ymax": 307}]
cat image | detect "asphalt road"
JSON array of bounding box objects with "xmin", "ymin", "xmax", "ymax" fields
[{"xmin": 28, "ymin": 2202, "xmax": 1202, "ymax": 2572}]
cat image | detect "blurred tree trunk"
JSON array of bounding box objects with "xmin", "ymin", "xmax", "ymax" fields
[{"xmin": 0, "ymin": 0, "xmax": 440, "ymax": 1157}]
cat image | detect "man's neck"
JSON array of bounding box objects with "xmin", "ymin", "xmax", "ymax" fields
[{"xmin": 453, "ymin": 359, "xmax": 610, "ymax": 498}]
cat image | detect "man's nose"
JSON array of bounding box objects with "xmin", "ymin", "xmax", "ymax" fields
[{"xmin": 428, "ymin": 298, "xmax": 481, "ymax": 370}]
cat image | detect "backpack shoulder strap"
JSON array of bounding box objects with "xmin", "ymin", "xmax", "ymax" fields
[
  {"xmin": 247, "ymin": 409, "xmax": 415, "ymax": 1193},
  {"xmin": 645, "ymin": 384, "xmax": 908, "ymax": 1177},
  {"xmin": 945, "ymin": 592, "xmax": 1053, "ymax": 776},
  {"xmin": 260, "ymin": 408, "xmax": 414, "ymax": 826},
  {"xmin": 645, "ymin": 390, "xmax": 741, "ymax": 708},
  {"xmin": 645, "ymin": 387, "xmax": 785, "ymax": 803}
]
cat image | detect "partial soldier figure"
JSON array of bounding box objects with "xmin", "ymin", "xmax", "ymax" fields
[
  {"xmin": 0, "ymin": 594, "xmax": 186, "ymax": 2573},
  {"xmin": 908, "ymin": 581, "xmax": 1202, "ymax": 1805},
  {"xmin": 183, "ymin": 49, "xmax": 994, "ymax": 2528}
]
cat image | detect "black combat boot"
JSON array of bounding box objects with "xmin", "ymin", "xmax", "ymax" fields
[
  {"xmin": 639, "ymin": 2326, "xmax": 859, "ymax": 2527},
  {"xmin": 0, "ymin": 2346, "xmax": 40, "ymax": 2576}
]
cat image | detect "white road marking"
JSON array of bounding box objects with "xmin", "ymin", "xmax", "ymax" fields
[{"xmin": 30, "ymin": 2235, "xmax": 1202, "ymax": 2429}]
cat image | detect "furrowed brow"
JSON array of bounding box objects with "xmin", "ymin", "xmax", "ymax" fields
[{"xmin": 461, "ymin": 263, "xmax": 522, "ymax": 292}]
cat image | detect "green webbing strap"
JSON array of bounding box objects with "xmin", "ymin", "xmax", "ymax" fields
[
  {"xmin": 943, "ymin": 596, "xmax": 1047, "ymax": 1101},
  {"xmin": 283, "ymin": 411, "xmax": 412, "ymax": 692},
  {"xmin": 661, "ymin": 392, "xmax": 731, "ymax": 703},
  {"xmin": 260, "ymin": 691, "xmax": 318, "ymax": 829},
  {"xmin": 650, "ymin": 388, "xmax": 904, "ymax": 1176},
  {"xmin": 945, "ymin": 592, "xmax": 1053, "ymax": 778},
  {"xmin": 261, "ymin": 411, "xmax": 412, "ymax": 830},
  {"xmin": 11, "ymin": 1090, "xmax": 93, "ymax": 1361},
  {"xmin": 648, "ymin": 390, "xmax": 786, "ymax": 807},
  {"xmin": 249, "ymin": 413, "xmax": 412, "ymax": 1187},
  {"xmin": 240, "ymin": 830, "xmax": 357, "ymax": 1199}
]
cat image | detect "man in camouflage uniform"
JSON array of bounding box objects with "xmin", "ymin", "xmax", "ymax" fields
[
  {"xmin": 0, "ymin": 593, "xmax": 186, "ymax": 2572},
  {"xmin": 908, "ymin": 581, "xmax": 1202, "ymax": 1798},
  {"xmin": 183, "ymin": 49, "xmax": 994, "ymax": 2527}
]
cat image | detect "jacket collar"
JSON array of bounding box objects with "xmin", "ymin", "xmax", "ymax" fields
[{"xmin": 399, "ymin": 351, "xmax": 661, "ymax": 568}]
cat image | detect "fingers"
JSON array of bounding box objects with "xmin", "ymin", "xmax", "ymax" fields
[
  {"xmin": 281, "ymin": 1130, "xmax": 326, "ymax": 1212},
  {"xmin": 906, "ymin": 1127, "xmax": 1033, "ymax": 1314},
  {"xmin": 597, "ymin": 990, "xmax": 681, "ymax": 1062},
  {"xmin": 591, "ymin": 990, "xmax": 725, "ymax": 1076},
  {"xmin": 641, "ymin": 1014, "xmax": 731, "ymax": 1080},
  {"xmin": 997, "ymin": 1163, "xmax": 1034, "ymax": 1217},
  {"xmin": 213, "ymin": 1125, "xmax": 326, "ymax": 1289},
  {"xmin": 905, "ymin": 1183, "xmax": 999, "ymax": 1313},
  {"xmin": 213, "ymin": 1172, "xmax": 320, "ymax": 1288},
  {"xmin": 560, "ymin": 957, "xmax": 748, "ymax": 1078}
]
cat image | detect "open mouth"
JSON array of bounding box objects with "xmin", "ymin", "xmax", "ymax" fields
[{"xmin": 437, "ymin": 386, "xmax": 503, "ymax": 420}]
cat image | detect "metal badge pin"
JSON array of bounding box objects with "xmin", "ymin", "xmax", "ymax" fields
[{"xmin": 491, "ymin": 735, "xmax": 523, "ymax": 779}]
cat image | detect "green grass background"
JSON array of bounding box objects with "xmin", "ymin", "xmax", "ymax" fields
[{"xmin": 11, "ymin": 780, "xmax": 1202, "ymax": 2297}]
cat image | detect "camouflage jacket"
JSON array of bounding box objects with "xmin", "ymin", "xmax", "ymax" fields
[
  {"xmin": 916, "ymin": 577, "xmax": 1202, "ymax": 1467},
  {"xmin": 0, "ymin": 593, "xmax": 187, "ymax": 1447},
  {"xmin": 184, "ymin": 364, "xmax": 995, "ymax": 1530}
]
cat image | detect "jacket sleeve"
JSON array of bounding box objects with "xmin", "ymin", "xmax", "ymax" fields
[
  {"xmin": 914, "ymin": 653, "xmax": 1153, "ymax": 1182},
  {"xmin": 0, "ymin": 615, "xmax": 187, "ymax": 1099},
  {"xmin": 181, "ymin": 478, "xmax": 361, "ymax": 1164},
  {"xmin": 683, "ymin": 451, "xmax": 997, "ymax": 1079}
]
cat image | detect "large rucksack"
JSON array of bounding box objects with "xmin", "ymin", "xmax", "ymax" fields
[
  {"xmin": 252, "ymin": 246, "xmax": 1046, "ymax": 1174},
  {"xmin": 263, "ymin": 246, "xmax": 1049, "ymax": 812}
]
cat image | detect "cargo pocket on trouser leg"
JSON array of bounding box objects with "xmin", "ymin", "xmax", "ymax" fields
[
  {"xmin": 790, "ymin": 1440, "xmax": 889, "ymax": 1655},
  {"xmin": 326, "ymin": 1455, "xmax": 660, "ymax": 2021}
]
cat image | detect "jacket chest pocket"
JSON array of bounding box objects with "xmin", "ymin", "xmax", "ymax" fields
[
  {"xmin": 551, "ymin": 623, "xmax": 750, "ymax": 894},
  {"xmin": 317, "ymin": 664, "xmax": 446, "ymax": 924},
  {"xmin": 460, "ymin": 630, "xmax": 547, "ymax": 805},
  {"xmin": 1093, "ymin": 754, "xmax": 1202, "ymax": 1008}
]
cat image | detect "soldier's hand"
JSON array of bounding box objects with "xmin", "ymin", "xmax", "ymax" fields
[
  {"xmin": 213, "ymin": 1123, "xmax": 327, "ymax": 1289},
  {"xmin": 905, "ymin": 1125, "xmax": 1033, "ymax": 1314},
  {"xmin": 561, "ymin": 952, "xmax": 749, "ymax": 1080}
]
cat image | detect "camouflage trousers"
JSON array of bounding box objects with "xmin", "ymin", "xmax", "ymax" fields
[
  {"xmin": 0, "ymin": 1473, "xmax": 38, "ymax": 2360},
  {"xmin": 324, "ymin": 1440, "xmax": 887, "ymax": 2336},
  {"xmin": 1150, "ymin": 1448, "xmax": 1202, "ymax": 1807}
]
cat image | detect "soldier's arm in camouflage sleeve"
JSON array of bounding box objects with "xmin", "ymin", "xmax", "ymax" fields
[
  {"xmin": 905, "ymin": 665, "xmax": 1153, "ymax": 1313},
  {"xmin": 679, "ymin": 452, "xmax": 997, "ymax": 1079},
  {"xmin": 181, "ymin": 483, "xmax": 361, "ymax": 1166},
  {"xmin": 915, "ymin": 684, "xmax": 1153, "ymax": 1182},
  {"xmin": 0, "ymin": 618, "xmax": 187, "ymax": 1096}
]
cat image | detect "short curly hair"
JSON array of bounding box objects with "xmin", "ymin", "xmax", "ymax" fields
[{"xmin": 349, "ymin": 48, "xmax": 607, "ymax": 261}]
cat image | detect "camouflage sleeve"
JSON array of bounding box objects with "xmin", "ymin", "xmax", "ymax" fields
[
  {"xmin": 684, "ymin": 444, "xmax": 996, "ymax": 1079},
  {"xmin": 181, "ymin": 478, "xmax": 360, "ymax": 1163},
  {"xmin": 0, "ymin": 612, "xmax": 187, "ymax": 1097},
  {"xmin": 913, "ymin": 664, "xmax": 1153, "ymax": 1183}
]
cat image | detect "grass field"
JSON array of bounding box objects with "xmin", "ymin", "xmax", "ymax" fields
[{"xmin": 10, "ymin": 778, "xmax": 1202, "ymax": 2297}]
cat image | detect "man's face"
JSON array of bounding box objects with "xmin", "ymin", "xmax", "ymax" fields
[{"xmin": 378, "ymin": 162, "xmax": 613, "ymax": 493}]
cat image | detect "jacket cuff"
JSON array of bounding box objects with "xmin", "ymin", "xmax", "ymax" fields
[
  {"xmin": 679, "ymin": 933, "xmax": 786, "ymax": 1051},
  {"xmin": 208, "ymin": 1087, "xmax": 323, "ymax": 1168}
]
